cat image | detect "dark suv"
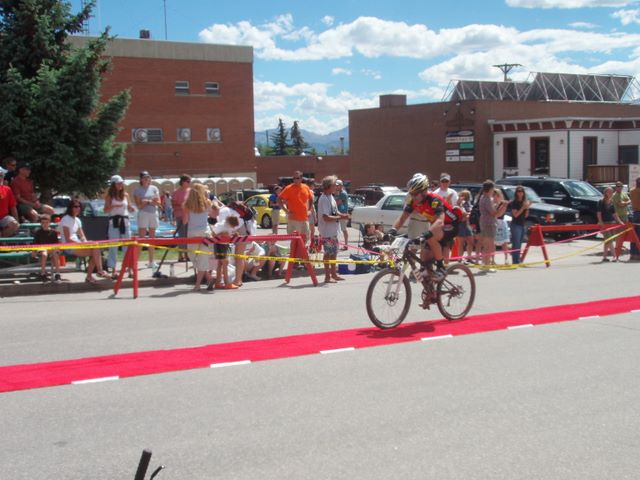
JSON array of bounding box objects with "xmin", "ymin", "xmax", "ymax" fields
[
  {"xmin": 452, "ymin": 183, "xmax": 581, "ymax": 235},
  {"xmin": 497, "ymin": 176, "xmax": 603, "ymax": 224}
]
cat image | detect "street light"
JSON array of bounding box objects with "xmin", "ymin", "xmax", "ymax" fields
[{"xmin": 339, "ymin": 136, "xmax": 345, "ymax": 155}]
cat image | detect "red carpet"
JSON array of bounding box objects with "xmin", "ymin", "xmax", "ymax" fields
[{"xmin": 2, "ymin": 296, "xmax": 639, "ymax": 393}]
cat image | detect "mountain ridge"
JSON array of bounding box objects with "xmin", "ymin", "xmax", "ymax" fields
[{"xmin": 255, "ymin": 126, "xmax": 349, "ymax": 154}]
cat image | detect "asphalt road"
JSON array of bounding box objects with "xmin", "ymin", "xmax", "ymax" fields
[{"xmin": 2, "ymin": 238, "xmax": 640, "ymax": 479}]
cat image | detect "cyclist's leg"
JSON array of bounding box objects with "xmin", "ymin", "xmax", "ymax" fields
[{"xmin": 426, "ymin": 222, "xmax": 444, "ymax": 262}]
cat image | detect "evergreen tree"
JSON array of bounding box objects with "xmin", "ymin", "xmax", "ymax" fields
[
  {"xmin": 0, "ymin": 0, "xmax": 131, "ymax": 200},
  {"xmin": 269, "ymin": 118, "xmax": 289, "ymax": 156},
  {"xmin": 290, "ymin": 121, "xmax": 308, "ymax": 155}
]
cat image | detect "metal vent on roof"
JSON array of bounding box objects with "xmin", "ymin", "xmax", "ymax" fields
[
  {"xmin": 177, "ymin": 128, "xmax": 191, "ymax": 142},
  {"xmin": 132, "ymin": 128, "xmax": 163, "ymax": 143},
  {"xmin": 207, "ymin": 128, "xmax": 221, "ymax": 142}
]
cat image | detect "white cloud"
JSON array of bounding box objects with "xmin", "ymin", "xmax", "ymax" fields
[
  {"xmin": 321, "ymin": 16, "xmax": 334, "ymax": 26},
  {"xmin": 200, "ymin": 16, "xmax": 518, "ymax": 61},
  {"xmin": 613, "ymin": 8, "xmax": 640, "ymax": 24},
  {"xmin": 361, "ymin": 69, "xmax": 382, "ymax": 80},
  {"xmin": 568, "ymin": 21, "xmax": 598, "ymax": 28},
  {"xmin": 202, "ymin": 14, "xmax": 640, "ymax": 133},
  {"xmin": 506, "ymin": 0, "xmax": 633, "ymax": 8},
  {"xmin": 253, "ymin": 80, "xmax": 378, "ymax": 134},
  {"xmin": 331, "ymin": 67, "xmax": 352, "ymax": 76}
]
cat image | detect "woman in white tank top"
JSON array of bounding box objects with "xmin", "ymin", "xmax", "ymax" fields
[{"xmin": 104, "ymin": 175, "xmax": 136, "ymax": 278}]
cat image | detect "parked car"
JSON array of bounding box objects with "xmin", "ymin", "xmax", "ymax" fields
[
  {"xmin": 351, "ymin": 192, "xmax": 408, "ymax": 233},
  {"xmin": 244, "ymin": 194, "xmax": 287, "ymax": 229},
  {"xmin": 451, "ymin": 183, "xmax": 582, "ymax": 235},
  {"xmin": 218, "ymin": 188, "xmax": 269, "ymax": 205},
  {"xmin": 72, "ymin": 198, "xmax": 175, "ymax": 238},
  {"xmin": 353, "ymin": 185, "xmax": 403, "ymax": 206},
  {"xmin": 497, "ymin": 176, "xmax": 603, "ymax": 224}
]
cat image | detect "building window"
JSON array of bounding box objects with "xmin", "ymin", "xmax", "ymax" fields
[
  {"xmin": 503, "ymin": 138, "xmax": 518, "ymax": 168},
  {"xmin": 177, "ymin": 128, "xmax": 191, "ymax": 142},
  {"xmin": 175, "ymin": 81, "xmax": 189, "ymax": 95},
  {"xmin": 619, "ymin": 145, "xmax": 639, "ymax": 165},
  {"xmin": 131, "ymin": 128, "xmax": 163, "ymax": 143},
  {"xmin": 207, "ymin": 128, "xmax": 221, "ymax": 142},
  {"xmin": 205, "ymin": 82, "xmax": 220, "ymax": 95}
]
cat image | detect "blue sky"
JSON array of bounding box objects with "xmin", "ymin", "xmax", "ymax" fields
[{"xmin": 71, "ymin": 0, "xmax": 640, "ymax": 134}]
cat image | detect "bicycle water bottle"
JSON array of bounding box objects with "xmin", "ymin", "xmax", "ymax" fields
[{"xmin": 169, "ymin": 263, "xmax": 175, "ymax": 277}]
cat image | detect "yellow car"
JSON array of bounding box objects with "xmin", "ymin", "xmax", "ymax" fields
[{"xmin": 245, "ymin": 194, "xmax": 288, "ymax": 229}]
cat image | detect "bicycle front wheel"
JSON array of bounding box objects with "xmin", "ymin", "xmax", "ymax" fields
[
  {"xmin": 437, "ymin": 263, "xmax": 476, "ymax": 320},
  {"xmin": 366, "ymin": 268, "xmax": 412, "ymax": 329}
]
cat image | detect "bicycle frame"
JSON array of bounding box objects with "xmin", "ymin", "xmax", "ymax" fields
[{"xmin": 379, "ymin": 236, "xmax": 434, "ymax": 302}]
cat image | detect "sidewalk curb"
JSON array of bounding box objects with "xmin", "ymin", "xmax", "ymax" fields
[{"xmin": 0, "ymin": 277, "xmax": 193, "ymax": 298}]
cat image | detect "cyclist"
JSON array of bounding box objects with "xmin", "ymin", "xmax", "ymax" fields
[{"xmin": 388, "ymin": 173, "xmax": 463, "ymax": 279}]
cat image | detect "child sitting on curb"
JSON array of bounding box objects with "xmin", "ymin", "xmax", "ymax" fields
[{"xmin": 31, "ymin": 214, "xmax": 63, "ymax": 282}]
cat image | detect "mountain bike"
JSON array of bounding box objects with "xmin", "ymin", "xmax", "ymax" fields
[{"xmin": 365, "ymin": 235, "xmax": 476, "ymax": 329}]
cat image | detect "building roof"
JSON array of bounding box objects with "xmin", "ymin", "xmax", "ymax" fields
[
  {"xmin": 446, "ymin": 72, "xmax": 639, "ymax": 103},
  {"xmin": 69, "ymin": 36, "xmax": 253, "ymax": 63}
]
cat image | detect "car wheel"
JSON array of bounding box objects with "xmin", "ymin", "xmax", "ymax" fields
[{"xmin": 261, "ymin": 214, "xmax": 272, "ymax": 229}]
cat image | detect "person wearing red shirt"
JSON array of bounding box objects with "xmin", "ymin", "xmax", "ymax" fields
[
  {"xmin": 278, "ymin": 170, "xmax": 315, "ymax": 244},
  {"xmin": 0, "ymin": 167, "xmax": 19, "ymax": 237},
  {"xmin": 389, "ymin": 173, "xmax": 462, "ymax": 279},
  {"xmin": 11, "ymin": 163, "xmax": 54, "ymax": 222}
]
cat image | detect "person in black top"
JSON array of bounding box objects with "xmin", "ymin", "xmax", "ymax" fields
[
  {"xmin": 507, "ymin": 186, "xmax": 531, "ymax": 265},
  {"xmin": 597, "ymin": 187, "xmax": 623, "ymax": 262},
  {"xmin": 31, "ymin": 214, "xmax": 63, "ymax": 282}
]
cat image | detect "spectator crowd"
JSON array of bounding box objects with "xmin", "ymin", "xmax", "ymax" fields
[{"xmin": 2, "ymin": 154, "xmax": 639, "ymax": 289}]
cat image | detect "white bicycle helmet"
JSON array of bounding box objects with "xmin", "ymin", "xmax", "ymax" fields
[{"xmin": 406, "ymin": 173, "xmax": 429, "ymax": 194}]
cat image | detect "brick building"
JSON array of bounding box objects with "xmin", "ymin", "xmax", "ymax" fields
[
  {"xmin": 69, "ymin": 36, "xmax": 256, "ymax": 190},
  {"xmin": 349, "ymin": 73, "xmax": 640, "ymax": 187}
]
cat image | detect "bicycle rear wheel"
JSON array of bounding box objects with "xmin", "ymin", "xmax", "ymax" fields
[
  {"xmin": 436, "ymin": 263, "xmax": 475, "ymax": 320},
  {"xmin": 366, "ymin": 268, "xmax": 412, "ymax": 329}
]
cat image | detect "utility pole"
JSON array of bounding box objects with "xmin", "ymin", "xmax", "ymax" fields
[
  {"xmin": 493, "ymin": 63, "xmax": 522, "ymax": 82},
  {"xmin": 163, "ymin": 0, "xmax": 168, "ymax": 40}
]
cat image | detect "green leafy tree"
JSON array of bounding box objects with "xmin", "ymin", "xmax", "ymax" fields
[
  {"xmin": 0, "ymin": 0, "xmax": 131, "ymax": 200},
  {"xmin": 290, "ymin": 121, "xmax": 308, "ymax": 155},
  {"xmin": 269, "ymin": 118, "xmax": 290, "ymax": 156},
  {"xmin": 256, "ymin": 143, "xmax": 274, "ymax": 156}
]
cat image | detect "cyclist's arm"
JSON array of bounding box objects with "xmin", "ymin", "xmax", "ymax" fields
[{"xmin": 392, "ymin": 211, "xmax": 411, "ymax": 231}]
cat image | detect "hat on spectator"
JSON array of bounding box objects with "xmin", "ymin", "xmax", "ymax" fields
[
  {"xmin": 139, "ymin": 170, "xmax": 151, "ymax": 179},
  {"xmin": 110, "ymin": 174, "xmax": 124, "ymax": 184},
  {"xmin": 440, "ymin": 174, "xmax": 451, "ymax": 182},
  {"xmin": 17, "ymin": 162, "xmax": 31, "ymax": 171},
  {"xmin": 336, "ymin": 179, "xmax": 343, "ymax": 186},
  {"xmin": 0, "ymin": 166, "xmax": 7, "ymax": 176}
]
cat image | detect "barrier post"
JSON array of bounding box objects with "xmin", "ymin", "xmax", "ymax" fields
[
  {"xmin": 615, "ymin": 223, "xmax": 640, "ymax": 258},
  {"xmin": 113, "ymin": 245, "xmax": 131, "ymax": 296},
  {"xmin": 131, "ymin": 237, "xmax": 140, "ymax": 298},
  {"xmin": 520, "ymin": 224, "xmax": 550, "ymax": 267}
]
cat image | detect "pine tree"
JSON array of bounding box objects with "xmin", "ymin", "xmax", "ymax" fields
[
  {"xmin": 270, "ymin": 118, "xmax": 289, "ymax": 156},
  {"xmin": 290, "ymin": 121, "xmax": 308, "ymax": 155},
  {"xmin": 0, "ymin": 0, "xmax": 130, "ymax": 200}
]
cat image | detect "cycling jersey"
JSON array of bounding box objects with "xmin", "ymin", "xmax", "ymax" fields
[{"xmin": 404, "ymin": 193, "xmax": 463, "ymax": 224}]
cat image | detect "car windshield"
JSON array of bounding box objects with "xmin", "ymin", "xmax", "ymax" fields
[
  {"xmin": 502, "ymin": 186, "xmax": 542, "ymax": 203},
  {"xmin": 562, "ymin": 181, "xmax": 602, "ymax": 197}
]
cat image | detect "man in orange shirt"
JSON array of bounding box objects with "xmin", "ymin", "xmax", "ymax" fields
[{"xmin": 278, "ymin": 170, "xmax": 315, "ymax": 244}]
